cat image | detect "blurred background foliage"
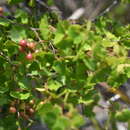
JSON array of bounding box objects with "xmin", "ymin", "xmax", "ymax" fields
[
  {"xmin": 109, "ymin": 2, "xmax": 130, "ymax": 24},
  {"xmin": 0, "ymin": 0, "xmax": 130, "ymax": 24}
]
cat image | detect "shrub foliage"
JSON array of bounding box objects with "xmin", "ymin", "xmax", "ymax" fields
[{"xmin": 0, "ymin": 0, "xmax": 130, "ymax": 129}]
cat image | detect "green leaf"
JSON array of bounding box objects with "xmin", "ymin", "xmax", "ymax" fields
[
  {"xmin": 125, "ymin": 67, "xmax": 130, "ymax": 77},
  {"xmin": 115, "ymin": 109, "xmax": 130, "ymax": 122},
  {"xmin": 15, "ymin": 9, "xmax": 28, "ymax": 24},
  {"xmin": 4, "ymin": 40, "xmax": 18, "ymax": 56},
  {"xmin": 117, "ymin": 64, "xmax": 130, "ymax": 74},
  {"xmin": 38, "ymin": 103, "xmax": 70, "ymax": 129},
  {"xmin": 9, "ymin": 25, "xmax": 27, "ymax": 42},
  {"xmin": 28, "ymin": 61, "xmax": 40, "ymax": 71},
  {"xmin": 47, "ymin": 80, "xmax": 62, "ymax": 91},
  {"xmin": 10, "ymin": 91, "xmax": 30, "ymax": 100},
  {"xmin": 28, "ymin": 0, "xmax": 36, "ymax": 7},
  {"xmin": 67, "ymin": 24, "xmax": 81, "ymax": 39},
  {"xmin": 83, "ymin": 58, "xmax": 97, "ymax": 71},
  {"xmin": 0, "ymin": 86, "xmax": 9, "ymax": 94},
  {"xmin": 53, "ymin": 61, "xmax": 66, "ymax": 74},
  {"xmin": 105, "ymin": 31, "xmax": 118, "ymax": 41},
  {"xmin": 70, "ymin": 111, "xmax": 85, "ymax": 127},
  {"xmin": 39, "ymin": 104, "xmax": 58, "ymax": 127},
  {"xmin": 57, "ymin": 21, "xmax": 69, "ymax": 34},
  {"xmin": 18, "ymin": 77, "xmax": 31, "ymax": 90},
  {"xmin": 82, "ymin": 43, "xmax": 91, "ymax": 51},
  {"xmin": 39, "ymin": 16, "xmax": 50, "ymax": 40},
  {"xmin": 54, "ymin": 37, "xmax": 73, "ymax": 50},
  {"xmin": 53, "ymin": 33, "xmax": 64, "ymax": 45},
  {"xmin": 35, "ymin": 51, "xmax": 54, "ymax": 66},
  {"xmin": 8, "ymin": 0, "xmax": 24, "ymax": 4},
  {"xmin": 30, "ymin": 70, "xmax": 39, "ymax": 76},
  {"xmin": 52, "ymin": 116, "xmax": 69, "ymax": 130},
  {"xmin": 47, "ymin": 0, "xmax": 54, "ymax": 6},
  {"xmin": 0, "ymin": 18, "xmax": 10, "ymax": 27},
  {"xmin": 83, "ymin": 105, "xmax": 95, "ymax": 117},
  {"xmin": 93, "ymin": 44, "xmax": 107, "ymax": 59},
  {"xmin": 102, "ymin": 39, "xmax": 116, "ymax": 47},
  {"xmin": 44, "ymin": 112, "xmax": 57, "ymax": 127},
  {"xmin": 38, "ymin": 102, "xmax": 53, "ymax": 115},
  {"xmin": 0, "ymin": 94, "xmax": 8, "ymax": 105}
]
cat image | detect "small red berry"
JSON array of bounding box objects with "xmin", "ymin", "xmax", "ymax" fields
[
  {"xmin": 19, "ymin": 40, "xmax": 27, "ymax": 47},
  {"xmin": 9, "ymin": 106, "xmax": 16, "ymax": 114},
  {"xmin": 27, "ymin": 42, "xmax": 36, "ymax": 50},
  {"xmin": 26, "ymin": 53, "xmax": 33, "ymax": 60}
]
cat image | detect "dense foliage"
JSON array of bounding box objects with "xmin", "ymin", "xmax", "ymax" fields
[{"xmin": 0, "ymin": 0, "xmax": 130, "ymax": 129}]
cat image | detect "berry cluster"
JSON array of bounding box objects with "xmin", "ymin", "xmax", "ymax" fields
[
  {"xmin": 8, "ymin": 99, "xmax": 35, "ymax": 120},
  {"xmin": 19, "ymin": 40, "xmax": 36, "ymax": 60}
]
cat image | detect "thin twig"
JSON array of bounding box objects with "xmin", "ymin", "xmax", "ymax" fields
[
  {"xmin": 93, "ymin": 0, "xmax": 119, "ymax": 21},
  {"xmin": 0, "ymin": 51, "xmax": 12, "ymax": 65},
  {"xmin": 31, "ymin": 27, "xmax": 43, "ymax": 43},
  {"xmin": 36, "ymin": 0, "xmax": 58, "ymax": 12},
  {"xmin": 49, "ymin": 41, "xmax": 56, "ymax": 54},
  {"xmin": 4, "ymin": 17, "xmax": 40, "ymax": 32},
  {"xmin": 36, "ymin": 0, "xmax": 51, "ymax": 11}
]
